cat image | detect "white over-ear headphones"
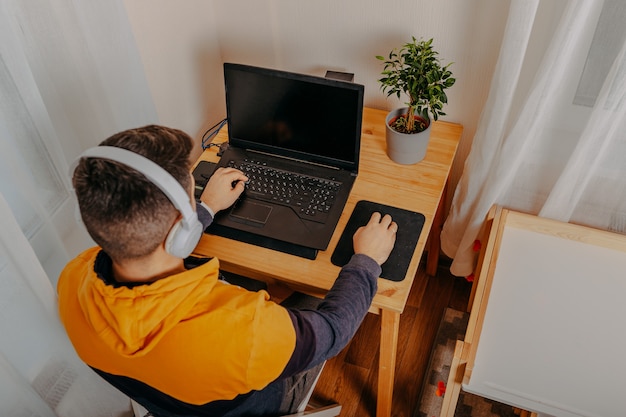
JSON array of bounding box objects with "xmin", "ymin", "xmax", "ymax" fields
[{"xmin": 70, "ymin": 146, "xmax": 203, "ymax": 258}]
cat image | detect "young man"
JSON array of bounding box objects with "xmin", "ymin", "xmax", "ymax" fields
[{"xmin": 58, "ymin": 125, "xmax": 397, "ymax": 416}]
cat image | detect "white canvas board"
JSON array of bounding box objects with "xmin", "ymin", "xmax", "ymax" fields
[{"xmin": 464, "ymin": 225, "xmax": 626, "ymax": 417}]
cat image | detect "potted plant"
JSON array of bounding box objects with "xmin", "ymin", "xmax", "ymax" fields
[{"xmin": 376, "ymin": 37, "xmax": 455, "ymax": 164}]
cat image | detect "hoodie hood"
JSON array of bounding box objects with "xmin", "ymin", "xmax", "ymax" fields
[{"xmin": 77, "ymin": 252, "xmax": 221, "ymax": 357}]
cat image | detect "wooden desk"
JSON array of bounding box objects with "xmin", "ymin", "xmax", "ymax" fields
[{"xmin": 193, "ymin": 107, "xmax": 462, "ymax": 417}]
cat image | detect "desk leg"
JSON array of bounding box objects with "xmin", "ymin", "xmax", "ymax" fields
[
  {"xmin": 426, "ymin": 181, "xmax": 448, "ymax": 276},
  {"xmin": 377, "ymin": 309, "xmax": 400, "ymax": 417}
]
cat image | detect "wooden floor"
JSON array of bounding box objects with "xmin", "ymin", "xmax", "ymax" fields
[{"xmin": 311, "ymin": 259, "xmax": 472, "ymax": 417}]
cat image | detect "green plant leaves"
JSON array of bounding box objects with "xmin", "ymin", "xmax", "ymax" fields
[{"xmin": 376, "ymin": 37, "xmax": 456, "ymax": 125}]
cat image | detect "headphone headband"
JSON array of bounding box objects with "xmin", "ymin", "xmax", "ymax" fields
[
  {"xmin": 72, "ymin": 146, "xmax": 195, "ymax": 223},
  {"xmin": 70, "ymin": 145, "xmax": 203, "ymax": 258}
]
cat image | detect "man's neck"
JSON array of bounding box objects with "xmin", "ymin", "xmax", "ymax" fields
[{"xmin": 112, "ymin": 249, "xmax": 186, "ymax": 283}]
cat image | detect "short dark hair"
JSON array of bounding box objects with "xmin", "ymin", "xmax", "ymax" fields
[{"xmin": 72, "ymin": 125, "xmax": 194, "ymax": 261}]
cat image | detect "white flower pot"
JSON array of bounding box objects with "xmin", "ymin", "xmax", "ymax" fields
[{"xmin": 385, "ymin": 108, "xmax": 432, "ymax": 165}]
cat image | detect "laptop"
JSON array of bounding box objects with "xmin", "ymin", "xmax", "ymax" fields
[{"xmin": 205, "ymin": 63, "xmax": 364, "ymax": 258}]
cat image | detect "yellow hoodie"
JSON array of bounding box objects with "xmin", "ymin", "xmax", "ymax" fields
[{"xmin": 57, "ymin": 247, "xmax": 296, "ymax": 405}]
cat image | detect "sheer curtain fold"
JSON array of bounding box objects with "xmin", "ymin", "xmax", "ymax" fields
[
  {"xmin": 0, "ymin": 0, "xmax": 158, "ymax": 281},
  {"xmin": 442, "ymin": 0, "xmax": 626, "ymax": 277},
  {"xmin": 540, "ymin": 39, "xmax": 626, "ymax": 221},
  {"xmin": 0, "ymin": 193, "xmax": 131, "ymax": 417},
  {"xmin": 1, "ymin": 0, "xmax": 157, "ymax": 414},
  {"xmin": 442, "ymin": 0, "xmax": 540, "ymax": 260}
]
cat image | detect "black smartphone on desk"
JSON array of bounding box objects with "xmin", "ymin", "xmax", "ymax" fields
[{"xmin": 192, "ymin": 161, "xmax": 217, "ymax": 199}]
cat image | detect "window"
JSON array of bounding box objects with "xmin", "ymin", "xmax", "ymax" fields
[{"xmin": 574, "ymin": 0, "xmax": 626, "ymax": 107}]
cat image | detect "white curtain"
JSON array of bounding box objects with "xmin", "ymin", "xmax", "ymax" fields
[
  {"xmin": 441, "ymin": 0, "xmax": 626, "ymax": 277},
  {"xmin": 0, "ymin": 194, "xmax": 133, "ymax": 417},
  {"xmin": 0, "ymin": 0, "xmax": 157, "ymax": 283},
  {"xmin": 0, "ymin": 0, "xmax": 157, "ymax": 414}
]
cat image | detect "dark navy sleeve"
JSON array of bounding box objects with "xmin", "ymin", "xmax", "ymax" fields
[
  {"xmin": 196, "ymin": 201, "xmax": 214, "ymax": 229},
  {"xmin": 279, "ymin": 253, "xmax": 380, "ymax": 377}
]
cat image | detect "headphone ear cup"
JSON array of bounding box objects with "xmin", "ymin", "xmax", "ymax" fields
[{"xmin": 164, "ymin": 214, "xmax": 204, "ymax": 258}]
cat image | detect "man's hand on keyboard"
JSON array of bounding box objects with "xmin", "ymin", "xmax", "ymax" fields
[
  {"xmin": 201, "ymin": 167, "xmax": 249, "ymax": 214},
  {"xmin": 353, "ymin": 212, "xmax": 397, "ymax": 266}
]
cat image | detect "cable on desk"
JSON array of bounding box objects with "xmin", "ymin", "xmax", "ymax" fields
[{"xmin": 201, "ymin": 118, "xmax": 228, "ymax": 150}]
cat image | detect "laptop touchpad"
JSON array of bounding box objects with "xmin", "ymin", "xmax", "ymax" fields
[{"xmin": 229, "ymin": 200, "xmax": 272, "ymax": 227}]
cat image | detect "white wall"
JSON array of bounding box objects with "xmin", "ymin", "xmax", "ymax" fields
[
  {"xmin": 122, "ymin": 0, "xmax": 223, "ymax": 160},
  {"xmin": 122, "ymin": 0, "xmax": 510, "ymax": 196}
]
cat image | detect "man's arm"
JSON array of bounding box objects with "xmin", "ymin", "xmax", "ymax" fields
[
  {"xmin": 280, "ymin": 213, "xmax": 397, "ymax": 377},
  {"xmin": 280, "ymin": 253, "xmax": 379, "ymax": 377}
]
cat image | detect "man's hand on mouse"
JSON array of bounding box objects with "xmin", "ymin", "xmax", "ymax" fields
[
  {"xmin": 353, "ymin": 212, "xmax": 397, "ymax": 266},
  {"xmin": 201, "ymin": 167, "xmax": 248, "ymax": 214}
]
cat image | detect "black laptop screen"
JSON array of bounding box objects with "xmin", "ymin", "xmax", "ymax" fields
[{"xmin": 224, "ymin": 63, "xmax": 364, "ymax": 171}]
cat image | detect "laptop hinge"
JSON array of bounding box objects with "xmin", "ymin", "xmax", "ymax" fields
[{"xmin": 246, "ymin": 149, "xmax": 340, "ymax": 171}]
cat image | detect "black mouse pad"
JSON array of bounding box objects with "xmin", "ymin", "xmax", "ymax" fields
[{"xmin": 331, "ymin": 200, "xmax": 425, "ymax": 282}]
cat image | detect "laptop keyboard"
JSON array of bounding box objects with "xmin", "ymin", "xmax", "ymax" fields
[{"xmin": 227, "ymin": 159, "xmax": 342, "ymax": 223}]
